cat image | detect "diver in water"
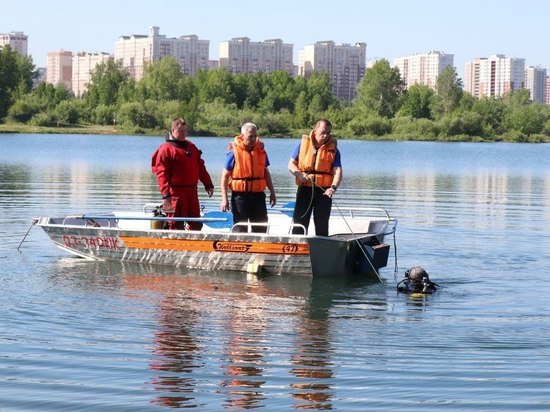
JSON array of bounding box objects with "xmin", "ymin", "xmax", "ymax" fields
[{"xmin": 396, "ymin": 266, "xmax": 439, "ymax": 294}]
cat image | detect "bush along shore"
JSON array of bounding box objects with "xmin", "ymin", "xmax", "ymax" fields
[{"xmin": 1, "ymin": 122, "xmax": 548, "ymax": 143}]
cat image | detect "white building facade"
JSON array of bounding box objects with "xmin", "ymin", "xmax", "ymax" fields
[
  {"xmin": 219, "ymin": 37, "xmax": 294, "ymax": 75},
  {"xmin": 298, "ymin": 41, "xmax": 366, "ymax": 100},
  {"xmin": 72, "ymin": 52, "xmax": 112, "ymax": 97},
  {"xmin": 465, "ymin": 55, "xmax": 525, "ymax": 98},
  {"xmin": 114, "ymin": 26, "xmax": 209, "ymax": 80},
  {"xmin": 0, "ymin": 31, "xmax": 28, "ymax": 56},
  {"xmin": 393, "ymin": 51, "xmax": 454, "ymax": 89},
  {"xmin": 46, "ymin": 50, "xmax": 73, "ymax": 90}
]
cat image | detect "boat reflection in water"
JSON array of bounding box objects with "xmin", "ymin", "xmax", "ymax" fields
[
  {"xmin": 49, "ymin": 259, "xmax": 385, "ymax": 409},
  {"xmin": 125, "ymin": 266, "xmax": 381, "ymax": 409}
]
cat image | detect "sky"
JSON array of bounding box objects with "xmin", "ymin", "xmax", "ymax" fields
[{"xmin": 2, "ymin": 0, "xmax": 549, "ymax": 80}]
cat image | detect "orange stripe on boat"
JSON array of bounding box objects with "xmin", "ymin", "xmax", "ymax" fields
[{"xmin": 119, "ymin": 236, "xmax": 309, "ymax": 255}]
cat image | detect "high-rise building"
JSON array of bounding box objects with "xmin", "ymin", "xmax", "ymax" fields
[
  {"xmin": 298, "ymin": 41, "xmax": 366, "ymax": 100},
  {"xmin": 72, "ymin": 52, "xmax": 112, "ymax": 97},
  {"xmin": 546, "ymin": 77, "xmax": 550, "ymax": 105},
  {"xmin": 219, "ymin": 37, "xmax": 294, "ymax": 75},
  {"xmin": 393, "ymin": 51, "xmax": 454, "ymax": 89},
  {"xmin": 0, "ymin": 31, "xmax": 28, "ymax": 56},
  {"xmin": 46, "ymin": 50, "xmax": 73, "ymax": 91},
  {"xmin": 524, "ymin": 66, "xmax": 547, "ymax": 103},
  {"xmin": 465, "ymin": 55, "xmax": 525, "ymax": 98},
  {"xmin": 114, "ymin": 26, "xmax": 209, "ymax": 80}
]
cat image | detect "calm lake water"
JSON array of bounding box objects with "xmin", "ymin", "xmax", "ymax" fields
[{"xmin": 1, "ymin": 133, "xmax": 549, "ymax": 411}]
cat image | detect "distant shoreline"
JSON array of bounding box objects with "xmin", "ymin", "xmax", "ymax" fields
[
  {"xmin": 1, "ymin": 123, "xmax": 548, "ymax": 143},
  {"xmin": 0, "ymin": 123, "xmax": 149, "ymax": 137}
]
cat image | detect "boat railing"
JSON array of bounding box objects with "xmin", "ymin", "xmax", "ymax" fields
[
  {"xmin": 63, "ymin": 216, "xmax": 115, "ymax": 228},
  {"xmin": 332, "ymin": 206, "xmax": 392, "ymax": 220},
  {"xmin": 60, "ymin": 214, "xmax": 230, "ymax": 228},
  {"xmin": 231, "ymin": 221, "xmax": 307, "ymax": 235},
  {"xmin": 330, "ymin": 206, "xmax": 398, "ymax": 236}
]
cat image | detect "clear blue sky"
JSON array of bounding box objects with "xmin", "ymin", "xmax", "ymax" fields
[{"xmin": 2, "ymin": 0, "xmax": 549, "ymax": 80}]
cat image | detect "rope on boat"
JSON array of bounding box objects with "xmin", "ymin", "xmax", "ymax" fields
[
  {"xmin": 331, "ymin": 199, "xmax": 384, "ymax": 283},
  {"xmin": 307, "ymin": 180, "xmax": 399, "ymax": 283},
  {"xmin": 17, "ymin": 218, "xmax": 38, "ymax": 252}
]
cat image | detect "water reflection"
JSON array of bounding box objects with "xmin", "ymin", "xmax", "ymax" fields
[
  {"xmin": 290, "ymin": 315, "xmax": 333, "ymax": 409},
  {"xmin": 149, "ymin": 288, "xmax": 204, "ymax": 408},
  {"xmin": 45, "ymin": 258, "xmax": 384, "ymax": 410},
  {"xmin": 0, "ymin": 164, "xmax": 31, "ymax": 194},
  {"xmin": 219, "ymin": 304, "xmax": 267, "ymax": 409},
  {"xmin": 121, "ymin": 272, "xmax": 218, "ymax": 408},
  {"xmin": 113, "ymin": 264, "xmax": 325, "ymax": 409}
]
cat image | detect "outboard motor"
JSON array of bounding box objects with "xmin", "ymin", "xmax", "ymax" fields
[{"xmin": 397, "ymin": 266, "xmax": 439, "ymax": 294}]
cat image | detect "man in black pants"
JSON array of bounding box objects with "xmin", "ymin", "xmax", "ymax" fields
[
  {"xmin": 220, "ymin": 123, "xmax": 276, "ymax": 233},
  {"xmin": 288, "ymin": 119, "xmax": 342, "ymax": 237}
]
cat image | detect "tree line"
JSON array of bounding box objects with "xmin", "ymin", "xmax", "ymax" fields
[{"xmin": 1, "ymin": 45, "xmax": 549, "ymax": 142}]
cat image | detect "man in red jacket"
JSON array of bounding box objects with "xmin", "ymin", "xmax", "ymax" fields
[{"xmin": 152, "ymin": 118, "xmax": 214, "ymax": 230}]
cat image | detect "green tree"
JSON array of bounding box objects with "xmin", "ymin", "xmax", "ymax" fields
[
  {"xmin": 93, "ymin": 104, "xmax": 117, "ymax": 125},
  {"xmin": 8, "ymin": 82, "xmax": 70, "ymax": 123},
  {"xmin": 501, "ymin": 90, "xmax": 548, "ymax": 137},
  {"xmin": 398, "ymin": 84, "xmax": 434, "ymax": 119},
  {"xmin": 0, "ymin": 45, "xmax": 36, "ymax": 119},
  {"xmin": 194, "ymin": 97, "xmax": 239, "ymax": 132},
  {"xmin": 431, "ymin": 66, "xmax": 463, "ymax": 118},
  {"xmin": 32, "ymin": 82, "xmax": 71, "ymax": 108},
  {"xmin": 306, "ymin": 71, "xmax": 338, "ymax": 113},
  {"xmin": 136, "ymin": 57, "xmax": 185, "ymax": 101},
  {"xmin": 259, "ymin": 70, "xmax": 296, "ymax": 113},
  {"xmin": 502, "ymin": 89, "xmax": 531, "ymax": 108},
  {"xmin": 293, "ymin": 91, "xmax": 311, "ymax": 128},
  {"xmin": 194, "ymin": 68, "xmax": 236, "ymax": 105},
  {"xmin": 7, "ymin": 96, "xmax": 40, "ymax": 123},
  {"xmin": 355, "ymin": 59, "xmax": 404, "ymax": 118},
  {"xmin": 55, "ymin": 100, "xmax": 80, "ymax": 124},
  {"xmin": 347, "ymin": 114, "xmax": 391, "ymax": 137},
  {"xmin": 471, "ymin": 97, "xmax": 506, "ymax": 135},
  {"xmin": 231, "ymin": 72, "xmax": 254, "ymax": 109},
  {"xmin": 85, "ymin": 60, "xmax": 131, "ymax": 107},
  {"xmin": 117, "ymin": 101, "xmax": 158, "ymax": 129},
  {"xmin": 504, "ymin": 103, "xmax": 548, "ymax": 136}
]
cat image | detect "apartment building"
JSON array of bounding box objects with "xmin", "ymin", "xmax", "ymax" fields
[
  {"xmin": 393, "ymin": 51, "xmax": 454, "ymax": 89},
  {"xmin": 524, "ymin": 66, "xmax": 547, "ymax": 103},
  {"xmin": 546, "ymin": 77, "xmax": 550, "ymax": 105},
  {"xmin": 298, "ymin": 41, "xmax": 366, "ymax": 101},
  {"xmin": 219, "ymin": 37, "xmax": 294, "ymax": 75},
  {"xmin": 46, "ymin": 50, "xmax": 73, "ymax": 90},
  {"xmin": 465, "ymin": 54, "xmax": 525, "ymax": 98},
  {"xmin": 72, "ymin": 52, "xmax": 112, "ymax": 97},
  {"xmin": 114, "ymin": 26, "xmax": 209, "ymax": 80},
  {"xmin": 0, "ymin": 31, "xmax": 28, "ymax": 56}
]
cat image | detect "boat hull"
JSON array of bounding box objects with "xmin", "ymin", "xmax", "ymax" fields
[{"xmin": 36, "ymin": 217, "xmax": 390, "ymax": 278}]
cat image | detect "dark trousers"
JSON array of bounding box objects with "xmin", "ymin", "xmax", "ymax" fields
[
  {"xmin": 292, "ymin": 185, "xmax": 332, "ymax": 236},
  {"xmin": 231, "ymin": 192, "xmax": 268, "ymax": 233}
]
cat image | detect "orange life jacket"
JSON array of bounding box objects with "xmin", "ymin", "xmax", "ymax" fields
[
  {"xmin": 229, "ymin": 135, "xmax": 267, "ymax": 193},
  {"xmin": 297, "ymin": 132, "xmax": 337, "ymax": 187}
]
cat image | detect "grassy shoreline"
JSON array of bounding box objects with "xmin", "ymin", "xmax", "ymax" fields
[
  {"xmin": 0, "ymin": 123, "xmax": 305, "ymax": 138},
  {"xmin": 1, "ymin": 122, "xmax": 548, "ymax": 142},
  {"xmin": 0, "ymin": 123, "xmax": 152, "ymax": 136}
]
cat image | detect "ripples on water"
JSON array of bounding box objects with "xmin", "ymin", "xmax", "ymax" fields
[{"xmin": 1, "ymin": 134, "xmax": 549, "ymax": 410}]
